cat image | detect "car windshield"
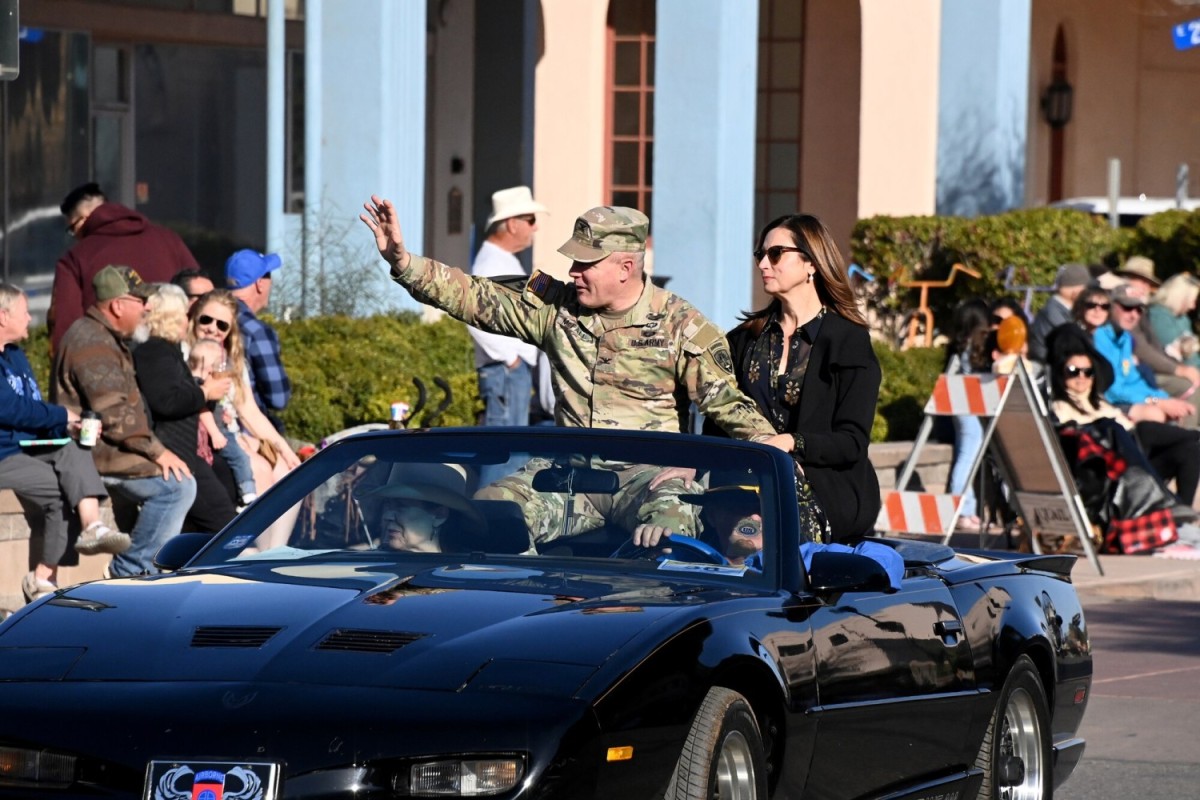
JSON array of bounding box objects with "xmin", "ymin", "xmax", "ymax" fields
[{"xmin": 191, "ymin": 430, "xmax": 787, "ymax": 587}]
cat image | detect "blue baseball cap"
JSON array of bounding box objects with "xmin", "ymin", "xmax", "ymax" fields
[{"xmin": 225, "ymin": 249, "xmax": 282, "ymax": 289}]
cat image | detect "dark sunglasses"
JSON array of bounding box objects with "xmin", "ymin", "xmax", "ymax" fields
[
  {"xmin": 1115, "ymin": 303, "xmax": 1143, "ymax": 314},
  {"xmin": 197, "ymin": 314, "xmax": 231, "ymax": 333},
  {"xmin": 1064, "ymin": 365, "xmax": 1095, "ymax": 378},
  {"xmin": 515, "ymin": 214, "xmax": 537, "ymax": 225},
  {"xmin": 990, "ymin": 314, "xmax": 1008, "ymax": 325},
  {"xmin": 1082, "ymin": 301, "xmax": 1111, "ymax": 311},
  {"xmin": 753, "ymin": 245, "xmax": 808, "ymax": 265},
  {"xmin": 64, "ymin": 217, "xmax": 85, "ymax": 235}
]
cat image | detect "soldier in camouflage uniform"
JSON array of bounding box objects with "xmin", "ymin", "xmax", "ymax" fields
[{"xmin": 361, "ymin": 196, "xmax": 784, "ymax": 548}]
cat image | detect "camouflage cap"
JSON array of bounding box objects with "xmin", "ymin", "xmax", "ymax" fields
[
  {"xmin": 93, "ymin": 265, "xmax": 152, "ymax": 302},
  {"xmin": 557, "ymin": 206, "xmax": 649, "ymax": 264}
]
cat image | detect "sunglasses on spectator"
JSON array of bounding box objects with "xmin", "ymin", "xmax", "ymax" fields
[
  {"xmin": 197, "ymin": 314, "xmax": 231, "ymax": 332},
  {"xmin": 1083, "ymin": 301, "xmax": 1111, "ymax": 311},
  {"xmin": 753, "ymin": 245, "xmax": 810, "ymax": 265},
  {"xmin": 515, "ymin": 214, "xmax": 537, "ymax": 225},
  {"xmin": 1115, "ymin": 304, "xmax": 1143, "ymax": 313},
  {"xmin": 1064, "ymin": 365, "xmax": 1095, "ymax": 378}
]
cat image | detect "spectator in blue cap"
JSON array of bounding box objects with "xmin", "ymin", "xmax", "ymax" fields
[{"xmin": 225, "ymin": 249, "xmax": 291, "ymax": 435}]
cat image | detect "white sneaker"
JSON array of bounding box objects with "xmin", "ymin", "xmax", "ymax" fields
[
  {"xmin": 237, "ymin": 493, "xmax": 258, "ymax": 512},
  {"xmin": 75, "ymin": 521, "xmax": 132, "ymax": 556}
]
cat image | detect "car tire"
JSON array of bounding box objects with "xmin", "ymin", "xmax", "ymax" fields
[
  {"xmin": 667, "ymin": 686, "xmax": 767, "ymax": 800},
  {"xmin": 975, "ymin": 654, "xmax": 1051, "ymax": 800}
]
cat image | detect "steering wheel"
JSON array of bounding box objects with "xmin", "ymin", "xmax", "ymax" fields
[{"xmin": 611, "ymin": 533, "xmax": 729, "ymax": 566}]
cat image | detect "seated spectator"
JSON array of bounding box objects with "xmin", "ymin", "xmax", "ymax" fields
[
  {"xmin": 187, "ymin": 290, "xmax": 299, "ymax": 496},
  {"xmin": 189, "ymin": 339, "xmax": 258, "ymax": 509},
  {"xmin": 1088, "ymin": 286, "xmax": 1193, "ymax": 425},
  {"xmin": 1147, "ymin": 273, "xmax": 1200, "ymax": 370},
  {"xmin": 1029, "ymin": 263, "xmax": 1090, "ymax": 362},
  {"xmin": 1047, "ymin": 328, "xmax": 1200, "ymax": 514},
  {"xmin": 0, "ymin": 284, "xmax": 130, "ymax": 602},
  {"xmin": 1113, "ymin": 256, "xmax": 1200, "ymax": 421},
  {"xmin": 52, "ymin": 266, "xmax": 197, "ymax": 576},
  {"xmin": 133, "ymin": 284, "xmax": 237, "ymax": 533}
]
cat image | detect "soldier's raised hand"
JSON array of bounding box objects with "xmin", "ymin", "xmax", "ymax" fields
[{"xmin": 360, "ymin": 195, "xmax": 410, "ymax": 271}]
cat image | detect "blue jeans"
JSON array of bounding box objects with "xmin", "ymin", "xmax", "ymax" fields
[
  {"xmin": 950, "ymin": 414, "xmax": 982, "ymax": 517},
  {"xmin": 104, "ymin": 473, "xmax": 197, "ymax": 576},
  {"xmin": 477, "ymin": 361, "xmax": 533, "ymax": 485},
  {"xmin": 215, "ymin": 413, "xmax": 257, "ymax": 500}
]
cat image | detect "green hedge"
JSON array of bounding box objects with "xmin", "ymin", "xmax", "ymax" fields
[{"xmin": 850, "ymin": 207, "xmax": 1200, "ymax": 328}]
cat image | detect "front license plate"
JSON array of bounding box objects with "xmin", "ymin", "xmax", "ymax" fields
[{"xmin": 144, "ymin": 760, "xmax": 279, "ymax": 800}]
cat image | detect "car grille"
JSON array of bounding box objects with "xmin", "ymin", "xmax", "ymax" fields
[
  {"xmin": 190, "ymin": 625, "xmax": 282, "ymax": 648},
  {"xmin": 315, "ymin": 629, "xmax": 425, "ymax": 654}
]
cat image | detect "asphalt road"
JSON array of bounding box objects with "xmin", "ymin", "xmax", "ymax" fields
[{"xmin": 1058, "ymin": 598, "xmax": 1200, "ymax": 799}]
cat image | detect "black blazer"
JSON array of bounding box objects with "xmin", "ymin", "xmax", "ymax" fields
[{"xmin": 715, "ymin": 312, "xmax": 881, "ymax": 542}]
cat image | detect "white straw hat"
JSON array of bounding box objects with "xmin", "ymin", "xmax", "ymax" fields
[{"xmin": 486, "ymin": 186, "xmax": 547, "ymax": 226}]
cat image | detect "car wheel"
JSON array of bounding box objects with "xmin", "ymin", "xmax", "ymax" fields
[
  {"xmin": 667, "ymin": 687, "xmax": 767, "ymax": 800},
  {"xmin": 976, "ymin": 654, "xmax": 1051, "ymax": 800}
]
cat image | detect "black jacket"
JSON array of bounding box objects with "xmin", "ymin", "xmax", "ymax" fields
[{"xmin": 714, "ymin": 312, "xmax": 881, "ymax": 542}]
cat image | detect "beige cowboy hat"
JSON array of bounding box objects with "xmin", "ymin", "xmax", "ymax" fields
[
  {"xmin": 486, "ymin": 186, "xmax": 547, "ymax": 226},
  {"xmin": 362, "ymin": 462, "xmax": 483, "ymax": 525}
]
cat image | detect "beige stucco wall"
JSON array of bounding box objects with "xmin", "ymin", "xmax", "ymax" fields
[
  {"xmin": 532, "ymin": 0, "xmax": 611, "ymax": 280},
  {"xmin": 857, "ymin": 0, "xmax": 941, "ymax": 217},
  {"xmin": 1028, "ymin": 0, "xmax": 1200, "ymax": 204}
]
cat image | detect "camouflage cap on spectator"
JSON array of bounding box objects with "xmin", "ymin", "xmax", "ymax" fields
[
  {"xmin": 557, "ymin": 206, "xmax": 649, "ymax": 264},
  {"xmin": 93, "ymin": 265, "xmax": 153, "ymax": 302}
]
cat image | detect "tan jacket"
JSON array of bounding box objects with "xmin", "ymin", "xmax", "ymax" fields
[{"xmin": 51, "ymin": 308, "xmax": 165, "ymax": 478}]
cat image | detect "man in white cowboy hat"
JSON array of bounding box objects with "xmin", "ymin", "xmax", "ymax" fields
[
  {"xmin": 468, "ymin": 187, "xmax": 549, "ymax": 482},
  {"xmin": 1114, "ymin": 255, "xmax": 1200, "ymax": 418}
]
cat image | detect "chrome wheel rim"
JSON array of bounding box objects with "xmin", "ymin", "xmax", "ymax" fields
[
  {"xmin": 714, "ymin": 729, "xmax": 757, "ymax": 800},
  {"xmin": 999, "ymin": 686, "xmax": 1044, "ymax": 800}
]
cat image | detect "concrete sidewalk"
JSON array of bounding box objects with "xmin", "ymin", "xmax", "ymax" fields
[{"xmin": 1071, "ymin": 551, "xmax": 1200, "ymax": 604}]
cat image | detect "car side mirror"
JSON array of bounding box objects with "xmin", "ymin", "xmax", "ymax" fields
[
  {"xmin": 807, "ymin": 551, "xmax": 894, "ymax": 594},
  {"xmin": 153, "ymin": 532, "xmax": 214, "ymax": 571}
]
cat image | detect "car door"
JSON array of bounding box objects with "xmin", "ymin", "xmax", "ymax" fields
[{"xmin": 800, "ymin": 574, "xmax": 977, "ymax": 798}]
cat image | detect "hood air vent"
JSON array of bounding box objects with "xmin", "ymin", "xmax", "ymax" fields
[
  {"xmin": 191, "ymin": 626, "xmax": 282, "ymax": 648},
  {"xmin": 316, "ymin": 629, "xmax": 425, "ymax": 654}
]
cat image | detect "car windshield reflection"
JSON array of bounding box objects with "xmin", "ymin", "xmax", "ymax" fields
[{"xmin": 194, "ymin": 430, "xmax": 783, "ymax": 587}]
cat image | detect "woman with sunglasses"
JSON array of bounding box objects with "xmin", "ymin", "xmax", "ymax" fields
[
  {"xmin": 1048, "ymin": 334, "xmax": 1200, "ymax": 515},
  {"xmin": 706, "ymin": 214, "xmax": 880, "ymax": 544},
  {"xmin": 132, "ymin": 284, "xmax": 237, "ymax": 533},
  {"xmin": 188, "ymin": 290, "xmax": 299, "ymax": 497}
]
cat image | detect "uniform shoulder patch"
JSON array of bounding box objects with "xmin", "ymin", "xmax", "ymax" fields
[
  {"xmin": 527, "ymin": 270, "xmax": 553, "ymax": 299},
  {"xmin": 683, "ymin": 317, "xmax": 726, "ymax": 351},
  {"xmin": 711, "ymin": 341, "xmax": 734, "ymax": 374}
]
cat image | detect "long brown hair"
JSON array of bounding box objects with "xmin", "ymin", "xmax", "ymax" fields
[
  {"xmin": 188, "ymin": 289, "xmax": 249, "ymax": 404},
  {"xmin": 737, "ymin": 214, "xmax": 866, "ymax": 335}
]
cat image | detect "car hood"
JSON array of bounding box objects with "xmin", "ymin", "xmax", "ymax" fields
[{"xmin": 0, "ymin": 562, "xmax": 726, "ymax": 695}]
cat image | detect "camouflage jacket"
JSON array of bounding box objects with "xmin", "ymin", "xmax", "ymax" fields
[
  {"xmin": 393, "ymin": 255, "xmax": 776, "ymax": 440},
  {"xmin": 51, "ymin": 307, "xmax": 165, "ymax": 478}
]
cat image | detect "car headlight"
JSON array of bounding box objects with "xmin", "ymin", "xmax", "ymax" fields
[
  {"xmin": 406, "ymin": 758, "xmax": 525, "ymax": 796},
  {"xmin": 0, "ymin": 746, "xmax": 77, "ymax": 788}
]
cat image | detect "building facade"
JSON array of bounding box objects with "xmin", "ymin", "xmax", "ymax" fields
[{"xmin": 5, "ymin": 0, "xmax": 1197, "ymax": 327}]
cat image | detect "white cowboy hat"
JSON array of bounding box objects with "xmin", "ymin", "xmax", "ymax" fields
[{"xmin": 486, "ymin": 186, "xmax": 547, "ymax": 226}]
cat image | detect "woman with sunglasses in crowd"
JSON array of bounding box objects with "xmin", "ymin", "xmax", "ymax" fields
[
  {"xmin": 705, "ymin": 214, "xmax": 880, "ymax": 544},
  {"xmin": 1072, "ymin": 286, "xmax": 1191, "ymax": 424},
  {"xmin": 188, "ymin": 290, "xmax": 299, "ymax": 497},
  {"xmin": 1047, "ymin": 326, "xmax": 1200, "ymax": 518}
]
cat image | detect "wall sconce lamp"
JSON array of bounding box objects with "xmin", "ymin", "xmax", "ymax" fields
[{"xmin": 1041, "ymin": 78, "xmax": 1074, "ymax": 128}]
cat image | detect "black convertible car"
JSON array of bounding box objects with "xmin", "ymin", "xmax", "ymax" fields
[{"xmin": 0, "ymin": 428, "xmax": 1090, "ymax": 800}]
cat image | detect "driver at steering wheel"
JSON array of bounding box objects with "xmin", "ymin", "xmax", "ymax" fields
[{"xmin": 633, "ymin": 479, "xmax": 762, "ymax": 564}]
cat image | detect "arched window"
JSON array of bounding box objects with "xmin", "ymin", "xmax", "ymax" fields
[{"xmin": 606, "ymin": 0, "xmax": 655, "ymax": 216}]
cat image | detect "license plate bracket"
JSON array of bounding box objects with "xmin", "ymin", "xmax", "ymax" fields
[{"xmin": 143, "ymin": 760, "xmax": 279, "ymax": 800}]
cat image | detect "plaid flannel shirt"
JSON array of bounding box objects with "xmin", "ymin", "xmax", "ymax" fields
[{"xmin": 237, "ymin": 300, "xmax": 291, "ymax": 417}]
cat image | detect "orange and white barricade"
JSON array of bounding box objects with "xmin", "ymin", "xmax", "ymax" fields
[{"xmin": 875, "ymin": 362, "xmax": 1102, "ymax": 575}]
